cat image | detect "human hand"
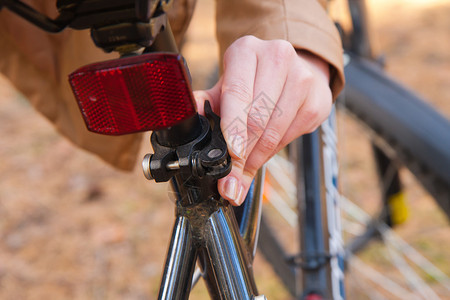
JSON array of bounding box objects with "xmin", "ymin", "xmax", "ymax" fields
[{"xmin": 194, "ymin": 35, "xmax": 332, "ymax": 206}]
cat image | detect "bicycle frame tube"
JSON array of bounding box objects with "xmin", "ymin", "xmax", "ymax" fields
[
  {"xmin": 298, "ymin": 130, "xmax": 329, "ymax": 297},
  {"xmin": 199, "ymin": 205, "xmax": 258, "ymax": 299},
  {"xmin": 235, "ymin": 168, "xmax": 266, "ymax": 258},
  {"xmin": 297, "ymin": 107, "xmax": 345, "ymax": 300},
  {"xmin": 158, "ymin": 216, "xmax": 198, "ymax": 299}
]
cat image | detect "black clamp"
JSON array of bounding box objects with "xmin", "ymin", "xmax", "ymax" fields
[{"xmin": 143, "ymin": 101, "xmax": 231, "ymax": 183}]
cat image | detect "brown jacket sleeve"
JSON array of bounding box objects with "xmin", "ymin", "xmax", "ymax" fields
[{"xmin": 216, "ymin": 0, "xmax": 345, "ymax": 99}]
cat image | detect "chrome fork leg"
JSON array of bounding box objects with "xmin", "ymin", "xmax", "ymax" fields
[
  {"xmin": 199, "ymin": 204, "xmax": 258, "ymax": 300},
  {"xmin": 159, "ymin": 202, "xmax": 267, "ymax": 299},
  {"xmin": 158, "ymin": 216, "xmax": 197, "ymax": 300}
]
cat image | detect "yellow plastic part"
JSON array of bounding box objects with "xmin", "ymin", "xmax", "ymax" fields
[{"xmin": 388, "ymin": 192, "xmax": 409, "ymax": 225}]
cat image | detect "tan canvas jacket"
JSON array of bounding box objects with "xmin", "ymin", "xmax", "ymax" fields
[{"xmin": 0, "ymin": 0, "xmax": 344, "ymax": 170}]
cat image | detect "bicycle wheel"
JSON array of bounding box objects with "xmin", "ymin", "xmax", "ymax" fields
[
  {"xmin": 257, "ymin": 56, "xmax": 450, "ymax": 300},
  {"xmin": 257, "ymin": 0, "xmax": 450, "ymax": 297},
  {"xmin": 259, "ymin": 101, "xmax": 450, "ymax": 300}
]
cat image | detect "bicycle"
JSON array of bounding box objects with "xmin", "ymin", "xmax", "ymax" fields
[{"xmin": 0, "ymin": 0, "xmax": 450, "ymax": 300}]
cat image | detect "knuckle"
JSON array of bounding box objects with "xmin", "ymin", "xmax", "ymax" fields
[
  {"xmin": 291, "ymin": 71, "xmax": 309, "ymax": 95},
  {"xmin": 236, "ymin": 35, "xmax": 260, "ymax": 48},
  {"xmin": 247, "ymin": 105, "xmax": 269, "ymax": 133},
  {"xmin": 298, "ymin": 108, "xmax": 319, "ymax": 133},
  {"xmin": 243, "ymin": 168, "xmax": 258, "ymax": 182},
  {"xmin": 232, "ymin": 158, "xmax": 246, "ymax": 170},
  {"xmin": 244, "ymin": 155, "xmax": 266, "ymax": 178},
  {"xmin": 269, "ymin": 40, "xmax": 295, "ymax": 64},
  {"xmin": 224, "ymin": 36, "xmax": 259, "ymax": 61},
  {"xmin": 298, "ymin": 67, "xmax": 314, "ymax": 87},
  {"xmin": 300, "ymin": 104, "xmax": 324, "ymax": 134},
  {"xmin": 221, "ymin": 79, "xmax": 252, "ymax": 105},
  {"xmin": 289, "ymin": 65, "xmax": 314, "ymax": 98},
  {"xmin": 303, "ymin": 106, "xmax": 320, "ymax": 125},
  {"xmin": 258, "ymin": 128, "xmax": 282, "ymax": 153},
  {"xmin": 223, "ymin": 47, "xmax": 235, "ymax": 64},
  {"xmin": 223, "ymin": 41, "xmax": 251, "ymax": 63},
  {"xmin": 247, "ymin": 116, "xmax": 265, "ymax": 136}
]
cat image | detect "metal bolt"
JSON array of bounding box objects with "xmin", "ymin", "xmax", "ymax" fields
[
  {"xmin": 166, "ymin": 160, "xmax": 180, "ymax": 170},
  {"xmin": 142, "ymin": 154, "xmax": 153, "ymax": 180},
  {"xmin": 207, "ymin": 148, "xmax": 222, "ymax": 159}
]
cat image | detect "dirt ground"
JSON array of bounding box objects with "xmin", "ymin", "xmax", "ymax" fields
[{"xmin": 0, "ymin": 0, "xmax": 449, "ymax": 299}]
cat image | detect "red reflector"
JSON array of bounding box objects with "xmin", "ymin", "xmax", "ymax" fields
[
  {"xmin": 69, "ymin": 53, "xmax": 197, "ymax": 135},
  {"xmin": 305, "ymin": 294, "xmax": 322, "ymax": 300}
]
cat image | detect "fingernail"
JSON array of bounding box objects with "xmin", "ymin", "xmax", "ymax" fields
[
  {"xmin": 229, "ymin": 135, "xmax": 245, "ymax": 159},
  {"xmin": 235, "ymin": 185, "xmax": 244, "ymax": 205},
  {"xmin": 224, "ymin": 176, "xmax": 238, "ymax": 201}
]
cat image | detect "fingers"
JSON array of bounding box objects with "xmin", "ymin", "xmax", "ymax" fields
[
  {"xmin": 219, "ymin": 39, "xmax": 306, "ymax": 205},
  {"xmin": 196, "ymin": 36, "xmax": 333, "ymax": 206},
  {"xmin": 242, "ymin": 58, "xmax": 311, "ymax": 181},
  {"xmin": 244, "ymin": 40, "xmax": 293, "ymax": 157},
  {"xmin": 220, "ymin": 42, "xmax": 294, "ymax": 205}
]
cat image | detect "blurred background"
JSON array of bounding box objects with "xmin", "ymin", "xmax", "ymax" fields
[{"xmin": 0, "ymin": 0, "xmax": 449, "ymax": 299}]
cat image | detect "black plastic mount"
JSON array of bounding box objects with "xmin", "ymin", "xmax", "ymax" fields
[
  {"xmin": 1, "ymin": 0, "xmax": 169, "ymax": 53},
  {"xmin": 148, "ymin": 101, "xmax": 232, "ymax": 183},
  {"xmin": 58, "ymin": 0, "xmax": 169, "ymax": 52}
]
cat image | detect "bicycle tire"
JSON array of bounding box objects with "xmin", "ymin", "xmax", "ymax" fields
[{"xmin": 343, "ymin": 55, "xmax": 450, "ymax": 216}]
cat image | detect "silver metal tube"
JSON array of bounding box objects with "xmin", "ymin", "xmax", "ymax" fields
[
  {"xmin": 200, "ymin": 205, "xmax": 258, "ymax": 299},
  {"xmin": 240, "ymin": 167, "xmax": 265, "ymax": 258},
  {"xmin": 158, "ymin": 216, "xmax": 197, "ymax": 300}
]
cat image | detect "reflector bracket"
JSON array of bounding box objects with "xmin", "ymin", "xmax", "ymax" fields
[{"xmin": 69, "ymin": 53, "xmax": 197, "ymax": 135}]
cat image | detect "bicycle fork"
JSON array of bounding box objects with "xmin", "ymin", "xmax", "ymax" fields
[{"xmin": 159, "ymin": 199, "xmax": 258, "ymax": 299}]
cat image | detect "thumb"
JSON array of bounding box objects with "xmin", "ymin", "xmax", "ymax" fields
[{"xmin": 192, "ymin": 78, "xmax": 223, "ymax": 116}]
